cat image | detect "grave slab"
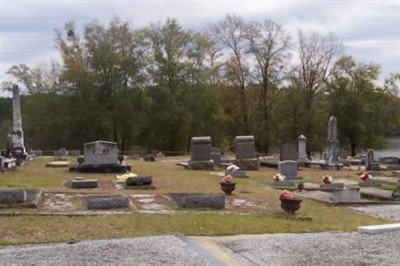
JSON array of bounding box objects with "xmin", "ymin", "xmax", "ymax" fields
[
  {"xmin": 358, "ymin": 223, "xmax": 400, "ymax": 234},
  {"xmin": 330, "ymin": 188, "xmax": 360, "ymax": 202},
  {"xmin": 0, "ymin": 189, "xmax": 43, "ymax": 208},
  {"xmin": 182, "ymin": 194, "xmax": 225, "ymax": 209},
  {"xmin": 358, "ymin": 179, "xmax": 382, "ymax": 187},
  {"xmin": 81, "ymin": 195, "xmax": 130, "ymax": 210},
  {"xmin": 46, "ymin": 161, "xmax": 70, "ymax": 167},
  {"xmin": 320, "ymin": 183, "xmax": 345, "ymax": 190}
]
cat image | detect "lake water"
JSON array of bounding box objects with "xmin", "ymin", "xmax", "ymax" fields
[{"xmin": 374, "ymin": 137, "xmax": 400, "ymax": 158}]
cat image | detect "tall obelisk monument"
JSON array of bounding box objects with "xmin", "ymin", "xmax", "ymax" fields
[{"xmin": 11, "ymin": 84, "xmax": 27, "ymax": 159}]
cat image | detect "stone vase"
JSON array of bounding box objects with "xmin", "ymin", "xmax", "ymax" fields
[
  {"xmin": 280, "ymin": 197, "xmax": 302, "ymax": 214},
  {"xmin": 220, "ymin": 182, "xmax": 236, "ymax": 195}
]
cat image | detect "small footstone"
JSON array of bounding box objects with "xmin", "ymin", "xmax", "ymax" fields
[
  {"xmin": 126, "ymin": 176, "xmax": 153, "ymax": 186},
  {"xmin": 71, "ymin": 179, "xmax": 99, "ymax": 189}
]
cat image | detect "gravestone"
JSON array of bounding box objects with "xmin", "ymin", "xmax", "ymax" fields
[
  {"xmin": 280, "ymin": 140, "xmax": 297, "ymax": 161},
  {"xmin": 378, "ymin": 157, "xmax": 400, "ymax": 165},
  {"xmin": 0, "ymin": 189, "xmax": 26, "ymax": 204},
  {"xmin": 210, "ymin": 147, "xmax": 222, "ymax": 167},
  {"xmin": 10, "ymin": 84, "xmax": 28, "ymax": 164},
  {"xmin": 54, "ymin": 148, "xmax": 68, "ymax": 160},
  {"xmin": 325, "ymin": 116, "xmax": 340, "ymax": 170},
  {"xmin": 31, "ymin": 150, "xmax": 42, "ymax": 156},
  {"xmin": 330, "ymin": 187, "xmax": 360, "ymax": 202},
  {"xmin": 81, "ymin": 195, "xmax": 130, "ymax": 210},
  {"xmin": 365, "ymin": 149, "xmax": 379, "ymax": 171},
  {"xmin": 233, "ymin": 135, "xmax": 259, "ymax": 170},
  {"xmin": 84, "ymin": 141, "xmax": 118, "ymax": 165},
  {"xmin": 182, "ymin": 194, "xmax": 225, "ymax": 209},
  {"xmin": 188, "ymin": 136, "xmax": 214, "ymax": 170},
  {"xmin": 69, "ymin": 140, "xmax": 130, "ymax": 173},
  {"xmin": 2, "ymin": 158, "xmax": 17, "ymax": 169},
  {"xmin": 126, "ymin": 176, "xmax": 153, "ymax": 186},
  {"xmin": 297, "ymin": 135, "xmax": 308, "ymax": 165},
  {"xmin": 71, "ymin": 178, "xmax": 99, "ymax": 189},
  {"xmin": 69, "ymin": 150, "xmax": 81, "ymax": 157},
  {"xmin": 278, "ymin": 160, "xmax": 298, "ymax": 179}
]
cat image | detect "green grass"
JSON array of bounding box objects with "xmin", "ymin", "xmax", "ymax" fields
[{"xmin": 0, "ymin": 157, "xmax": 391, "ymax": 245}]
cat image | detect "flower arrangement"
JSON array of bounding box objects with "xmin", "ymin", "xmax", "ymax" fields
[
  {"xmin": 360, "ymin": 171, "xmax": 372, "ymax": 181},
  {"xmin": 226, "ymin": 164, "xmax": 240, "ymax": 172},
  {"xmin": 279, "ymin": 189, "xmax": 293, "ymax": 200},
  {"xmin": 221, "ymin": 174, "xmax": 234, "ymax": 184},
  {"xmin": 321, "ymin": 174, "xmax": 333, "ymax": 184},
  {"xmin": 273, "ymin": 173, "xmax": 286, "ymax": 181},
  {"xmin": 116, "ymin": 171, "xmax": 137, "ymax": 183}
]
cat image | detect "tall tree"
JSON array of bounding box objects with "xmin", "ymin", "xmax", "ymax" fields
[
  {"xmin": 246, "ymin": 19, "xmax": 292, "ymax": 152},
  {"xmin": 327, "ymin": 55, "xmax": 387, "ymax": 155},
  {"xmin": 210, "ymin": 14, "xmax": 251, "ymax": 134},
  {"xmin": 290, "ymin": 30, "xmax": 340, "ymax": 153},
  {"xmin": 55, "ymin": 19, "xmax": 146, "ymax": 149},
  {"xmin": 140, "ymin": 18, "xmax": 218, "ymax": 151}
]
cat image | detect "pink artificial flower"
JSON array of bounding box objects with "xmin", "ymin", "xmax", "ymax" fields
[
  {"xmin": 279, "ymin": 189, "xmax": 293, "ymax": 199},
  {"xmin": 360, "ymin": 171, "xmax": 371, "ymax": 181},
  {"xmin": 322, "ymin": 175, "xmax": 333, "ymax": 184},
  {"xmin": 221, "ymin": 175, "xmax": 233, "ymax": 183}
]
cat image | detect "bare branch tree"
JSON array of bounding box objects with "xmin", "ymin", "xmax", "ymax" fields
[{"xmin": 210, "ymin": 14, "xmax": 251, "ymax": 133}]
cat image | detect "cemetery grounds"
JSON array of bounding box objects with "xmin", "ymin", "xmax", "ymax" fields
[{"xmin": 0, "ymin": 156, "xmax": 398, "ymax": 245}]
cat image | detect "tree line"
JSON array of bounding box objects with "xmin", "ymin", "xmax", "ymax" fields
[{"xmin": 1, "ymin": 15, "xmax": 400, "ymax": 156}]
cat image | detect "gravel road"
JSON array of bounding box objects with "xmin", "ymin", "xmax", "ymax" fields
[
  {"xmin": 0, "ymin": 235, "xmax": 217, "ymax": 266},
  {"xmin": 219, "ymin": 231, "xmax": 400, "ymax": 266}
]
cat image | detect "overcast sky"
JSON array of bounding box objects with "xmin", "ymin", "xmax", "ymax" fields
[{"xmin": 1, "ymin": 0, "xmax": 399, "ymax": 97}]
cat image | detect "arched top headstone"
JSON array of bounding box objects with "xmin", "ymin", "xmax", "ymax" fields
[
  {"xmin": 235, "ymin": 135, "xmax": 255, "ymax": 143},
  {"xmin": 191, "ymin": 136, "xmax": 212, "ymax": 145}
]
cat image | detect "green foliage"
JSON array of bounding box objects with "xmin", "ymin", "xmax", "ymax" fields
[
  {"xmin": 326, "ymin": 56, "xmax": 391, "ymax": 155},
  {"xmin": 2, "ymin": 16, "xmax": 399, "ymax": 154},
  {"xmin": 0, "ymin": 98, "xmax": 12, "ymax": 148}
]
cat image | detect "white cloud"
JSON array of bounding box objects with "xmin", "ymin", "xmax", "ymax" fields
[{"xmin": 1, "ymin": 0, "xmax": 399, "ymax": 89}]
